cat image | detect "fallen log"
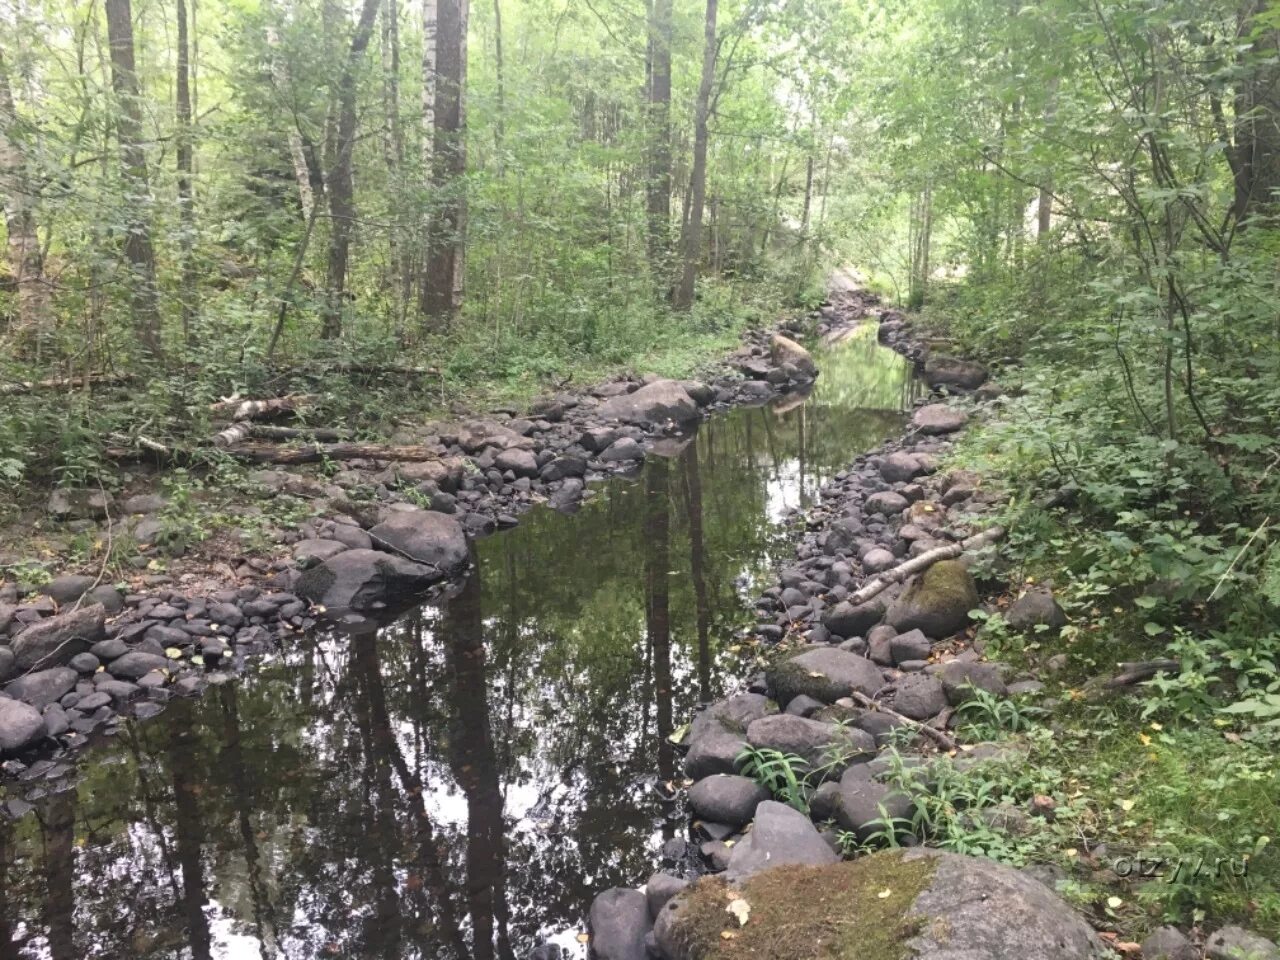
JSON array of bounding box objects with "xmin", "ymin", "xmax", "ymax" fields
[
  {"xmin": 213, "ymin": 422, "xmax": 255, "ymax": 447},
  {"xmin": 1103, "ymin": 659, "xmax": 1181, "ymax": 689},
  {"xmin": 849, "ymin": 525, "xmax": 1005, "ymax": 605},
  {"xmin": 225, "ymin": 442, "xmax": 441, "ymax": 464},
  {"xmin": 847, "ymin": 690, "xmax": 958, "ymax": 752},
  {"xmin": 250, "ymin": 425, "xmax": 351, "ymax": 442},
  {"xmin": 209, "ymin": 393, "xmax": 316, "ymax": 421},
  {"xmin": 0, "ymin": 373, "xmax": 134, "ymax": 396}
]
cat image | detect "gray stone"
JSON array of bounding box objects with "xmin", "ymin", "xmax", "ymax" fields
[
  {"xmin": 912, "ymin": 404, "xmax": 968, "ymax": 435},
  {"xmin": 293, "ymin": 539, "xmax": 350, "ymax": 566},
  {"xmin": 941, "ymin": 660, "xmax": 1008, "ymax": 705},
  {"xmin": 90, "ymin": 637, "xmax": 128, "ymax": 660},
  {"xmin": 829, "ymin": 772, "xmax": 914, "ymax": 841},
  {"xmin": 821, "ymin": 597, "xmax": 886, "ymax": 639},
  {"xmin": 367, "ymin": 512, "xmax": 469, "ymax": 573},
  {"xmin": 861, "ymin": 548, "xmax": 897, "ymax": 573},
  {"xmin": 601, "ymin": 437, "xmax": 645, "ymax": 462},
  {"xmin": 645, "ymin": 873, "xmax": 688, "ymax": 919},
  {"xmin": 589, "ymin": 888, "xmax": 650, "ymax": 960},
  {"xmin": 784, "ymin": 694, "xmax": 824, "ymax": 717},
  {"xmin": 924, "ymin": 355, "xmax": 988, "ymax": 390},
  {"xmin": 1141, "ymin": 926, "xmax": 1197, "ymax": 960},
  {"xmin": 880, "ymin": 452, "xmax": 926, "ymax": 482},
  {"xmin": 6, "ymin": 667, "xmax": 78, "ymax": 707},
  {"xmin": 769, "ymin": 334, "xmax": 817, "ymax": 378},
  {"xmin": 890, "ymin": 628, "xmax": 932, "ymax": 664},
  {"xmin": 0, "ymin": 647, "xmax": 12, "ymax": 681},
  {"xmin": 687, "ymin": 774, "xmax": 769, "ymax": 827},
  {"xmin": 767, "ymin": 646, "xmax": 884, "ymax": 705},
  {"xmin": 1005, "ymin": 588, "xmax": 1069, "ymax": 632},
  {"xmin": 69, "ymin": 653, "xmax": 100, "ymax": 673},
  {"xmin": 209, "ymin": 602, "xmax": 245, "ymax": 628},
  {"xmin": 11, "ymin": 605, "xmax": 106, "ymax": 671},
  {"xmin": 122, "ymin": 493, "xmax": 167, "ymax": 514},
  {"xmin": 1206, "ymin": 927, "xmax": 1280, "ymax": 960},
  {"xmin": 41, "ymin": 575, "xmax": 97, "ymax": 605},
  {"xmin": 598, "ymin": 380, "xmax": 699, "ymax": 424},
  {"xmin": 0, "ymin": 698, "xmax": 45, "ymax": 754},
  {"xmin": 865, "ymin": 491, "xmax": 909, "ymax": 516},
  {"xmin": 892, "ymin": 673, "xmax": 947, "ymax": 720},
  {"xmin": 725, "ymin": 800, "xmax": 839, "ymax": 879},
  {"xmin": 327, "ymin": 524, "xmax": 374, "ymax": 550},
  {"xmin": 885, "ymin": 560, "xmax": 978, "ymax": 637},
  {"xmin": 540, "ymin": 456, "xmax": 587, "ymax": 482},
  {"xmin": 746, "ymin": 714, "xmax": 874, "ymax": 775},
  {"xmin": 108, "ymin": 651, "xmax": 172, "ymax": 680},
  {"xmin": 47, "ymin": 487, "xmax": 114, "ymax": 520},
  {"xmin": 684, "ymin": 693, "xmax": 770, "ymax": 780},
  {"xmin": 42, "ymin": 703, "xmax": 69, "ymax": 737},
  {"xmin": 495, "ymin": 448, "xmax": 539, "ymax": 477},
  {"xmin": 85, "ymin": 585, "xmax": 125, "ymax": 613}
]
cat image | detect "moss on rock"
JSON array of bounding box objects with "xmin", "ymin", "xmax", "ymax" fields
[{"xmin": 885, "ymin": 560, "xmax": 979, "ymax": 637}]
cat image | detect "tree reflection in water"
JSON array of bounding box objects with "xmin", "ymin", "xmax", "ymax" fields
[{"xmin": 0, "ymin": 328, "xmax": 914, "ymax": 959}]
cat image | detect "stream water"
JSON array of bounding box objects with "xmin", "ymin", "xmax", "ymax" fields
[{"xmin": 0, "ymin": 325, "xmax": 917, "ymax": 960}]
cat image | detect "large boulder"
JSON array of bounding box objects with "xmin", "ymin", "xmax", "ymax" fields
[
  {"xmin": 297, "ymin": 549, "xmax": 441, "ymax": 611},
  {"xmin": 725, "ymin": 801, "xmax": 838, "ymax": 880},
  {"xmin": 684, "ymin": 693, "xmax": 771, "ymax": 780},
  {"xmin": 11, "ymin": 605, "xmax": 106, "ymax": 672},
  {"xmin": 769, "ymin": 334, "xmax": 817, "ymax": 379},
  {"xmin": 822, "ymin": 771, "xmax": 914, "ymax": 841},
  {"xmin": 598, "ymin": 380, "xmax": 699, "ymax": 425},
  {"xmin": 654, "ymin": 848, "xmax": 1104, "ymax": 960},
  {"xmin": 767, "ymin": 646, "xmax": 884, "ymax": 705},
  {"xmin": 745, "ymin": 714, "xmax": 875, "ymax": 775},
  {"xmin": 5, "ymin": 667, "xmax": 78, "ymax": 707},
  {"xmin": 687, "ymin": 774, "xmax": 770, "ymax": 827},
  {"xmin": 41, "ymin": 575, "xmax": 97, "ymax": 605},
  {"xmin": 368, "ymin": 510, "xmax": 468, "ymax": 574},
  {"xmin": 590, "ymin": 888, "xmax": 651, "ymax": 960},
  {"xmin": 880, "ymin": 451, "xmax": 928, "ymax": 482},
  {"xmin": 924, "ymin": 355, "xmax": 988, "ymax": 391},
  {"xmin": 885, "ymin": 560, "xmax": 979, "ymax": 637},
  {"xmin": 912, "ymin": 404, "xmax": 968, "ymax": 435},
  {"xmin": 0, "ymin": 698, "xmax": 45, "ymax": 754},
  {"xmin": 1206, "ymin": 927, "xmax": 1280, "ymax": 960}
]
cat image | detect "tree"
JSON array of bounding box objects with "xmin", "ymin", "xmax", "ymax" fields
[
  {"xmin": 646, "ymin": 0, "xmax": 673, "ymax": 280},
  {"xmin": 176, "ymin": 0, "xmax": 198, "ymax": 341},
  {"xmin": 104, "ymin": 0, "xmax": 163, "ymax": 359},
  {"xmin": 673, "ymin": 0, "xmax": 718, "ymax": 311}
]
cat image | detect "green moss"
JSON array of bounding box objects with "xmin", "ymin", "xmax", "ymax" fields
[
  {"xmin": 768, "ymin": 656, "xmax": 845, "ymax": 705},
  {"xmin": 668, "ymin": 851, "xmax": 938, "ymax": 960}
]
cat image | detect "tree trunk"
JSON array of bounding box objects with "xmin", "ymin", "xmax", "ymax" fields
[
  {"xmin": 104, "ymin": 0, "xmax": 164, "ymax": 359},
  {"xmin": 672, "ymin": 0, "xmax": 717, "ymax": 313},
  {"xmin": 0, "ymin": 45, "xmax": 49, "ymax": 355},
  {"xmin": 645, "ymin": 0, "xmax": 672, "ymax": 280},
  {"xmin": 421, "ymin": 0, "xmax": 436, "ymax": 171},
  {"xmin": 1230, "ymin": 0, "xmax": 1280, "ymax": 224},
  {"xmin": 1036, "ymin": 77, "xmax": 1059, "ymax": 242},
  {"xmin": 176, "ymin": 0, "xmax": 198, "ymax": 342},
  {"xmin": 492, "ymin": 0, "xmax": 505, "ymax": 172},
  {"xmin": 265, "ymin": 20, "xmax": 316, "ymax": 219},
  {"xmin": 420, "ymin": 0, "xmax": 467, "ymax": 326},
  {"xmin": 321, "ymin": 0, "xmax": 383, "ymax": 339}
]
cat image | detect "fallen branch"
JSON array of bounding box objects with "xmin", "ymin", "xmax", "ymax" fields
[
  {"xmin": 225, "ymin": 442, "xmax": 441, "ymax": 464},
  {"xmin": 209, "ymin": 393, "xmax": 316, "ymax": 421},
  {"xmin": 849, "ymin": 525, "xmax": 1005, "ymax": 605},
  {"xmin": 1102, "ymin": 659, "xmax": 1181, "ymax": 689},
  {"xmin": 250, "ymin": 425, "xmax": 352, "ymax": 442},
  {"xmin": 847, "ymin": 690, "xmax": 958, "ymax": 752},
  {"xmin": 0, "ymin": 373, "xmax": 134, "ymax": 396},
  {"xmin": 213, "ymin": 422, "xmax": 255, "ymax": 447}
]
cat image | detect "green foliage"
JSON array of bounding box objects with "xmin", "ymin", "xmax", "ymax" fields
[
  {"xmin": 954, "ymin": 686, "xmax": 1044, "ymax": 740},
  {"xmin": 735, "ymin": 746, "xmax": 811, "ymax": 812}
]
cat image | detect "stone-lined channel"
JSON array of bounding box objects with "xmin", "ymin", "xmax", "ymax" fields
[{"xmin": 0, "ymin": 326, "xmax": 919, "ymax": 959}]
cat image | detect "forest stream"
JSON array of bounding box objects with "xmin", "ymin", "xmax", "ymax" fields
[{"xmin": 0, "ymin": 326, "xmax": 920, "ymax": 959}]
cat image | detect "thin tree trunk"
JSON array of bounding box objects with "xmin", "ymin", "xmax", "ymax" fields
[
  {"xmin": 104, "ymin": 0, "xmax": 164, "ymax": 359},
  {"xmin": 0, "ymin": 44, "xmax": 49, "ymax": 355},
  {"xmin": 645, "ymin": 0, "xmax": 672, "ymax": 280},
  {"xmin": 265, "ymin": 21, "xmax": 315, "ymax": 218},
  {"xmin": 420, "ymin": 0, "xmax": 468, "ymax": 325},
  {"xmin": 492, "ymin": 0, "xmax": 505, "ymax": 173},
  {"xmin": 421, "ymin": 0, "xmax": 436, "ymax": 171},
  {"xmin": 672, "ymin": 0, "xmax": 718, "ymax": 312},
  {"xmin": 176, "ymin": 0, "xmax": 197, "ymax": 342},
  {"xmin": 321, "ymin": 0, "xmax": 383, "ymax": 339},
  {"xmin": 1037, "ymin": 77, "xmax": 1059, "ymax": 242},
  {"xmin": 1230, "ymin": 0, "xmax": 1280, "ymax": 224}
]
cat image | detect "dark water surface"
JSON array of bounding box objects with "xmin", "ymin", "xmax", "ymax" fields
[{"xmin": 0, "ymin": 326, "xmax": 916, "ymax": 959}]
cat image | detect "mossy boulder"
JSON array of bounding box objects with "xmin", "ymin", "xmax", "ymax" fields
[
  {"xmin": 767, "ymin": 646, "xmax": 884, "ymax": 705},
  {"xmin": 652, "ymin": 848, "xmax": 1104, "ymax": 960},
  {"xmin": 885, "ymin": 560, "xmax": 979, "ymax": 638}
]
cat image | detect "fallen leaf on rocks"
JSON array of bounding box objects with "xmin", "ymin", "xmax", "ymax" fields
[
  {"xmin": 877, "ymin": 889, "xmax": 892, "ymax": 899},
  {"xmin": 725, "ymin": 898, "xmax": 751, "ymax": 926}
]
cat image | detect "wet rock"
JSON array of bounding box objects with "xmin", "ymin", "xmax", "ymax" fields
[
  {"xmin": 495, "ymin": 448, "xmax": 539, "ymax": 477},
  {"xmin": 821, "ymin": 597, "xmax": 886, "ymax": 639},
  {"xmin": 1206, "ymin": 927, "xmax": 1279, "ymax": 960},
  {"xmin": 677, "ymin": 380, "xmax": 715, "ymax": 406},
  {"xmin": 598, "ymin": 380, "xmax": 699, "ymax": 424},
  {"xmin": 601, "ymin": 438, "xmax": 645, "ymax": 462},
  {"xmin": 369, "ymin": 510, "xmax": 468, "ymax": 572},
  {"xmin": 891, "ymin": 673, "xmax": 947, "ymax": 720},
  {"xmin": 85, "ymin": 585, "xmax": 125, "ymax": 613},
  {"xmin": 0, "ymin": 647, "xmax": 12, "ymax": 681},
  {"xmin": 880, "ymin": 451, "xmax": 927, "ymax": 482},
  {"xmin": 589, "ymin": 888, "xmax": 651, "ymax": 960},
  {"xmin": 1005, "ymin": 588, "xmax": 1068, "ymax": 632},
  {"xmin": 297, "ymin": 549, "xmax": 441, "ymax": 611},
  {"xmin": 0, "ymin": 699, "xmax": 45, "ymax": 754},
  {"xmin": 746, "ymin": 714, "xmax": 874, "ymax": 774},
  {"xmin": 924, "ymin": 355, "xmax": 988, "ymax": 391},
  {"xmin": 684, "ymin": 693, "xmax": 770, "ymax": 779},
  {"xmin": 829, "ymin": 772, "xmax": 914, "ymax": 841},
  {"xmin": 687, "ymin": 774, "xmax": 769, "ymax": 827},
  {"xmin": 42, "ymin": 703, "xmax": 69, "ymax": 737},
  {"xmin": 725, "ymin": 800, "xmax": 838, "ymax": 880},
  {"xmin": 912, "ymin": 404, "xmax": 968, "ymax": 435},
  {"xmin": 580, "ymin": 426, "xmax": 622, "ymax": 453},
  {"xmin": 646, "ymin": 873, "xmax": 689, "ymax": 919},
  {"xmin": 784, "ymin": 694, "xmax": 824, "ymax": 717},
  {"xmin": 109, "ymin": 652, "xmax": 171, "ymax": 680},
  {"xmin": 540, "ymin": 456, "xmax": 587, "ymax": 482},
  {"xmin": 11, "ymin": 605, "xmax": 105, "ymax": 672},
  {"xmin": 1141, "ymin": 927, "xmax": 1197, "ymax": 960},
  {"xmin": 294, "ymin": 539, "xmax": 350, "ymax": 566},
  {"xmin": 769, "ymin": 334, "xmax": 817, "ymax": 379},
  {"xmin": 768, "ymin": 646, "xmax": 883, "ymax": 704},
  {"xmin": 209, "ymin": 602, "xmax": 244, "ymax": 628},
  {"xmin": 41, "ymin": 575, "xmax": 97, "ymax": 605},
  {"xmin": 885, "ymin": 560, "xmax": 978, "ymax": 637},
  {"xmin": 941, "ymin": 660, "xmax": 1008, "ymax": 705},
  {"xmin": 6, "ymin": 667, "xmax": 78, "ymax": 707},
  {"xmin": 68, "ymin": 653, "xmax": 100, "ymax": 673}
]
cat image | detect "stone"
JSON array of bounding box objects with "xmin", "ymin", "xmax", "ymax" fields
[
  {"xmin": 941, "ymin": 660, "xmax": 1008, "ymax": 705},
  {"xmin": 455, "ymin": 419, "xmax": 534, "ymax": 454},
  {"xmin": 767, "ymin": 646, "xmax": 884, "ymax": 705},
  {"xmin": 0, "ymin": 698, "xmax": 45, "ymax": 754},
  {"xmin": 725, "ymin": 801, "xmax": 839, "ymax": 879},
  {"xmin": 10, "ymin": 605, "xmax": 105, "ymax": 672},
  {"xmin": 109, "ymin": 652, "xmax": 171, "ymax": 680},
  {"xmin": 784, "ymin": 694, "xmax": 824, "ymax": 717},
  {"xmin": 598, "ymin": 380, "xmax": 699, "ymax": 424},
  {"xmin": 297, "ymin": 549, "xmax": 440, "ymax": 611},
  {"xmin": 589, "ymin": 888, "xmax": 650, "ymax": 960},
  {"xmin": 1141, "ymin": 926, "xmax": 1197, "ymax": 960},
  {"xmin": 6, "ymin": 667, "xmax": 78, "ymax": 707},
  {"xmin": 41, "ymin": 575, "xmax": 97, "ymax": 605},
  {"xmin": 1206, "ymin": 927, "xmax": 1280, "ymax": 960},
  {"xmin": 687, "ymin": 774, "xmax": 769, "ymax": 827},
  {"xmin": 495, "ymin": 448, "xmax": 539, "ymax": 477},
  {"xmin": 209, "ymin": 601, "xmax": 245, "ymax": 628},
  {"xmin": 912, "ymin": 404, "xmax": 968, "ymax": 435},
  {"xmin": 645, "ymin": 873, "xmax": 689, "ymax": 919},
  {"xmin": 601, "ymin": 438, "xmax": 645, "ymax": 462},
  {"xmin": 924, "ymin": 354, "xmax": 988, "ymax": 390},
  {"xmin": 368, "ymin": 510, "xmax": 468, "ymax": 572},
  {"xmin": 1005, "ymin": 588, "xmax": 1068, "ymax": 632},
  {"xmin": 769, "ymin": 334, "xmax": 817, "ymax": 378},
  {"xmin": 69, "ymin": 653, "xmax": 100, "ymax": 673},
  {"xmin": 684, "ymin": 693, "xmax": 770, "ymax": 780},
  {"xmin": 880, "ymin": 452, "xmax": 926, "ymax": 482},
  {"xmin": 293, "ymin": 539, "xmax": 350, "ymax": 566},
  {"xmin": 90, "ymin": 638, "xmax": 128, "ymax": 661},
  {"xmin": 746, "ymin": 714, "xmax": 874, "ymax": 775},
  {"xmin": 891, "ymin": 673, "xmax": 947, "ymax": 720},
  {"xmin": 821, "ymin": 598, "xmax": 886, "ymax": 639},
  {"xmin": 327, "ymin": 524, "xmax": 374, "ymax": 550},
  {"xmin": 122, "ymin": 493, "xmax": 167, "ymax": 514},
  {"xmin": 885, "ymin": 560, "xmax": 978, "ymax": 637},
  {"xmin": 580, "ymin": 426, "xmax": 622, "ymax": 453},
  {"xmin": 677, "ymin": 380, "xmax": 715, "ymax": 406},
  {"xmin": 0, "ymin": 647, "xmax": 12, "ymax": 682},
  {"xmin": 828, "ymin": 772, "xmax": 914, "ymax": 841},
  {"xmin": 865, "ymin": 491, "xmax": 909, "ymax": 516},
  {"xmin": 47, "ymin": 487, "xmax": 114, "ymax": 520},
  {"xmin": 540, "ymin": 457, "xmax": 587, "ymax": 482},
  {"xmin": 85, "ymin": 585, "xmax": 125, "ymax": 613},
  {"xmin": 861, "ymin": 548, "xmax": 897, "ymax": 573}
]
